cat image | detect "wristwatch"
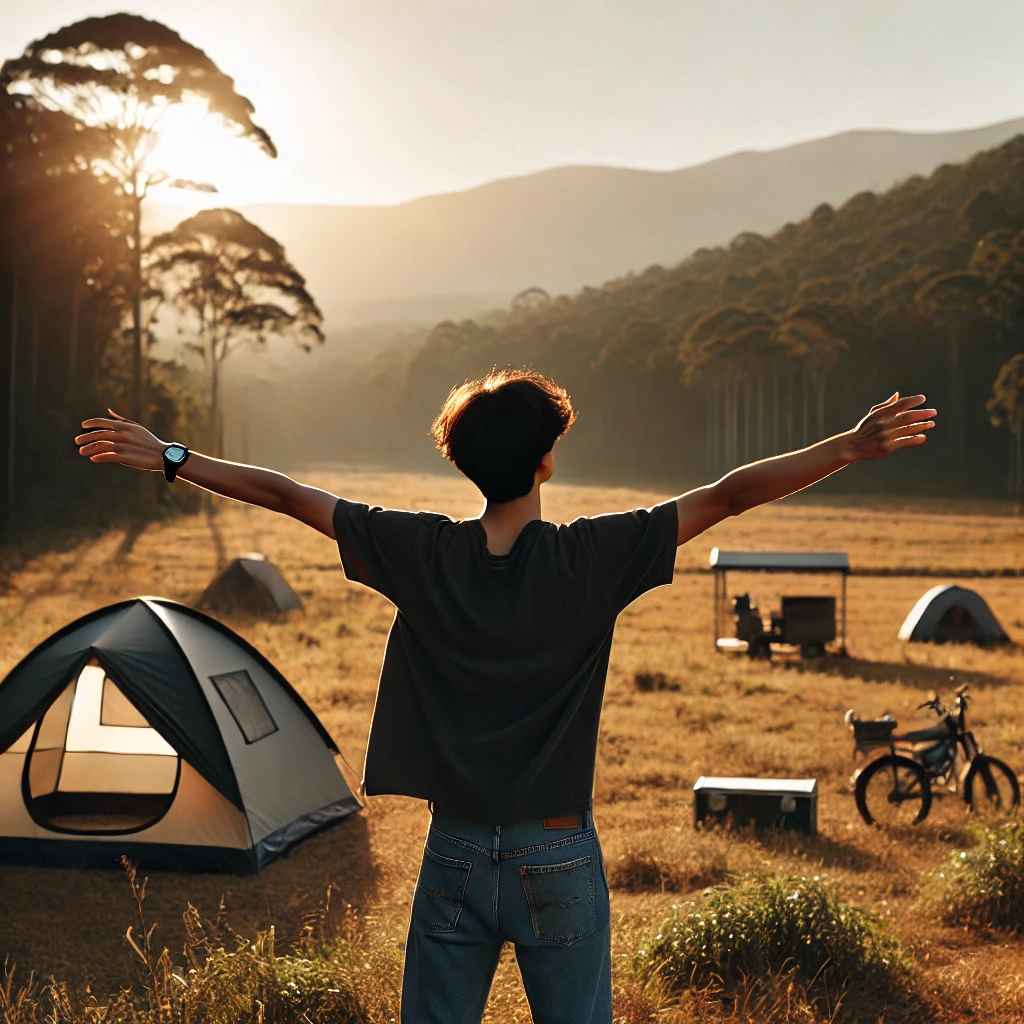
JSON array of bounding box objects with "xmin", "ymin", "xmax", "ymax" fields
[{"xmin": 161, "ymin": 443, "xmax": 190, "ymax": 483}]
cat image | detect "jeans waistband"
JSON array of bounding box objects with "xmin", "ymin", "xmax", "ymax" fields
[{"xmin": 428, "ymin": 807, "xmax": 594, "ymax": 859}]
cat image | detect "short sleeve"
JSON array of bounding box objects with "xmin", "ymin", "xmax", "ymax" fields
[
  {"xmin": 333, "ymin": 498, "xmax": 423, "ymax": 604},
  {"xmin": 572, "ymin": 500, "xmax": 677, "ymax": 613}
]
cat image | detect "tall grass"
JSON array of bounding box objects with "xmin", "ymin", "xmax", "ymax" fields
[
  {"xmin": 636, "ymin": 875, "xmax": 906, "ymax": 994},
  {"xmin": 940, "ymin": 821, "xmax": 1024, "ymax": 930},
  {"xmin": 0, "ymin": 858, "xmax": 403, "ymax": 1024}
]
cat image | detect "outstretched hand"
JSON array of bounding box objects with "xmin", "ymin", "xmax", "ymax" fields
[
  {"xmin": 75, "ymin": 411, "xmax": 166, "ymax": 472},
  {"xmin": 846, "ymin": 393, "xmax": 936, "ymax": 462}
]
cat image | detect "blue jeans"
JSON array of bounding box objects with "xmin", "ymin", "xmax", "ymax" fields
[{"xmin": 401, "ymin": 807, "xmax": 612, "ymax": 1024}]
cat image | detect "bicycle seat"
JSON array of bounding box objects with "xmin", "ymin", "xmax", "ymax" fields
[{"xmin": 893, "ymin": 725, "xmax": 950, "ymax": 744}]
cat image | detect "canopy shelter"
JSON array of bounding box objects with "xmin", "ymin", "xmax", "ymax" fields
[
  {"xmin": 709, "ymin": 548, "xmax": 850, "ymax": 657},
  {"xmin": 0, "ymin": 598, "xmax": 359, "ymax": 872},
  {"xmin": 198, "ymin": 553, "xmax": 304, "ymax": 615},
  {"xmin": 898, "ymin": 585, "xmax": 1008, "ymax": 645}
]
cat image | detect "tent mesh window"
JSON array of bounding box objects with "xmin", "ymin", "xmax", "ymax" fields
[{"xmin": 211, "ymin": 670, "xmax": 279, "ymax": 744}]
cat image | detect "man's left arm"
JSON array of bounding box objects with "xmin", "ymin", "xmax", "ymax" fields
[{"xmin": 672, "ymin": 392, "xmax": 937, "ymax": 547}]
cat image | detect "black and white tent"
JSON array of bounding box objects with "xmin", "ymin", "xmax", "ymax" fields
[
  {"xmin": 898, "ymin": 584, "xmax": 1009, "ymax": 645},
  {"xmin": 0, "ymin": 598, "xmax": 359, "ymax": 872}
]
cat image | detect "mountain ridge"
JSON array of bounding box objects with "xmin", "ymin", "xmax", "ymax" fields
[{"xmin": 147, "ymin": 115, "xmax": 1024, "ymax": 331}]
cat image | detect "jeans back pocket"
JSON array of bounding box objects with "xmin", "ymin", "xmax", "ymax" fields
[
  {"xmin": 413, "ymin": 846, "xmax": 472, "ymax": 933},
  {"xmin": 520, "ymin": 855, "xmax": 597, "ymax": 945}
]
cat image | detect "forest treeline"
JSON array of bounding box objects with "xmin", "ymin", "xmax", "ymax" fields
[{"xmin": 279, "ymin": 135, "xmax": 1024, "ymax": 504}]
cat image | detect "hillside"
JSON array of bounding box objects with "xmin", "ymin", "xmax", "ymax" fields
[
  {"xmin": 148, "ymin": 117, "xmax": 1024, "ymax": 331},
  {"xmin": 251, "ymin": 132, "xmax": 1024, "ymax": 503}
]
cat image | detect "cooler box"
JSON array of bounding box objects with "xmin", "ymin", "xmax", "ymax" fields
[{"xmin": 693, "ymin": 776, "xmax": 817, "ymax": 834}]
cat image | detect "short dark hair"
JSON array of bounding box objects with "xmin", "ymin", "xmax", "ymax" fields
[{"xmin": 431, "ymin": 369, "xmax": 576, "ymax": 502}]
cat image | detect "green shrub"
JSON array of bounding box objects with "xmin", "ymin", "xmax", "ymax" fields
[
  {"xmin": 636, "ymin": 874, "xmax": 905, "ymax": 992},
  {"xmin": 940, "ymin": 821, "xmax": 1024, "ymax": 930}
]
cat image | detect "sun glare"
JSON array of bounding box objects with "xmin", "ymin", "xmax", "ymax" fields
[{"xmin": 147, "ymin": 98, "xmax": 275, "ymax": 208}]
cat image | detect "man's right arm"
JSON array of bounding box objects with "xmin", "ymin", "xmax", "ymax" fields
[{"xmin": 76, "ymin": 413, "xmax": 339, "ymax": 538}]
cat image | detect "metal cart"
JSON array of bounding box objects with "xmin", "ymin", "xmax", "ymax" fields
[{"xmin": 710, "ymin": 548, "xmax": 850, "ymax": 658}]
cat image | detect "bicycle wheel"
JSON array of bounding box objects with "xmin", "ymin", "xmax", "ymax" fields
[
  {"xmin": 855, "ymin": 755, "xmax": 932, "ymax": 826},
  {"xmin": 961, "ymin": 755, "xmax": 1021, "ymax": 817}
]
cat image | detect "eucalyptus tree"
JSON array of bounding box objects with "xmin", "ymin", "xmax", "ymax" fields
[
  {"xmin": 1, "ymin": 13, "xmax": 276, "ymax": 420},
  {"xmin": 0, "ymin": 89, "xmax": 122, "ymax": 525},
  {"xmin": 680, "ymin": 306, "xmax": 778, "ymax": 472},
  {"xmin": 773, "ymin": 303, "xmax": 855, "ymax": 442},
  {"xmin": 145, "ymin": 208, "xmax": 323, "ymax": 457},
  {"xmin": 987, "ymin": 353, "xmax": 1024, "ymax": 511},
  {"xmin": 915, "ymin": 272, "xmax": 988, "ymax": 489}
]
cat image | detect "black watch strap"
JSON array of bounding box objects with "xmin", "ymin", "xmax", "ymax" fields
[{"xmin": 162, "ymin": 443, "xmax": 190, "ymax": 483}]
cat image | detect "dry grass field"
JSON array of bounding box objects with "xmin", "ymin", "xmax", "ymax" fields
[{"xmin": 1, "ymin": 468, "xmax": 1023, "ymax": 1022}]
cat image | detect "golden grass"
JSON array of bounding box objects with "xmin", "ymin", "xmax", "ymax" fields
[{"xmin": 1, "ymin": 468, "xmax": 1022, "ymax": 1022}]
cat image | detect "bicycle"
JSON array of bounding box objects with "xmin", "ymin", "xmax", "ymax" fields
[{"xmin": 844, "ymin": 684, "xmax": 1020, "ymax": 826}]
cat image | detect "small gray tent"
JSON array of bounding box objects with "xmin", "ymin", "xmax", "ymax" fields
[
  {"xmin": 898, "ymin": 585, "xmax": 1009, "ymax": 645},
  {"xmin": 0, "ymin": 598, "xmax": 358, "ymax": 872},
  {"xmin": 199, "ymin": 553, "xmax": 304, "ymax": 615}
]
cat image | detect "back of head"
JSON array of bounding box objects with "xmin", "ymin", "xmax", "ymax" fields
[{"xmin": 431, "ymin": 369, "xmax": 576, "ymax": 502}]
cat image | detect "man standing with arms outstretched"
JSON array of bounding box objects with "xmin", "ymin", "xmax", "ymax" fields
[{"xmin": 76, "ymin": 373, "xmax": 935, "ymax": 1023}]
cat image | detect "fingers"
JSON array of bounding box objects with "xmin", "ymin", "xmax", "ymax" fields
[
  {"xmin": 892, "ymin": 393, "xmax": 927, "ymax": 412},
  {"xmin": 868, "ymin": 392, "xmax": 899, "ymax": 413},
  {"xmin": 78, "ymin": 440, "xmax": 118, "ymax": 458},
  {"xmin": 81, "ymin": 417, "xmax": 126, "ymax": 431},
  {"xmin": 893, "ymin": 408, "xmax": 937, "ymax": 426},
  {"xmin": 74, "ymin": 428, "xmax": 120, "ymax": 446},
  {"xmin": 888, "ymin": 433, "xmax": 929, "ymax": 449}
]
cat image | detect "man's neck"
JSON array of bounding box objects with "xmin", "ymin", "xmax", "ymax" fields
[{"xmin": 477, "ymin": 488, "xmax": 543, "ymax": 555}]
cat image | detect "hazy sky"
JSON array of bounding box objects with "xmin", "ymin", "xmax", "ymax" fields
[{"xmin": 3, "ymin": 0, "xmax": 1024, "ymax": 207}]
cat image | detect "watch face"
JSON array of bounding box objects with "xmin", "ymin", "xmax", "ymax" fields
[{"xmin": 165, "ymin": 445, "xmax": 187, "ymax": 463}]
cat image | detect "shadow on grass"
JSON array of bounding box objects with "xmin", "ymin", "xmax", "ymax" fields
[
  {"xmin": 785, "ymin": 653, "xmax": 1010, "ymax": 689},
  {"xmin": 0, "ymin": 811, "xmax": 376, "ymax": 994}
]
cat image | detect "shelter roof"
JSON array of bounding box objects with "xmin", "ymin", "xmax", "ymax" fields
[{"xmin": 709, "ymin": 548, "xmax": 850, "ymax": 573}]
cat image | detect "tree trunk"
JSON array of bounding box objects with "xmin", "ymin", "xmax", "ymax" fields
[
  {"xmin": 67, "ymin": 271, "xmax": 79, "ymax": 401},
  {"xmin": 786, "ymin": 367, "xmax": 794, "ymax": 451},
  {"xmin": 772, "ymin": 364, "xmax": 780, "ymax": 454},
  {"xmin": 801, "ymin": 366, "xmax": 810, "ymax": 445},
  {"xmin": 1015, "ymin": 420, "xmax": 1024, "ymax": 514},
  {"xmin": 815, "ymin": 369, "xmax": 827, "ymax": 440},
  {"xmin": 949, "ymin": 329, "xmax": 965, "ymax": 492},
  {"xmin": 706, "ymin": 382, "xmax": 715, "ymax": 474},
  {"xmin": 30, "ymin": 290, "xmax": 39, "ymax": 421},
  {"xmin": 131, "ymin": 191, "xmax": 143, "ymax": 421},
  {"xmin": 757, "ymin": 369, "xmax": 765, "ymax": 459},
  {"xmin": 745, "ymin": 374, "xmax": 753, "ymax": 462},
  {"xmin": 7, "ymin": 264, "xmax": 18, "ymax": 527},
  {"xmin": 210, "ymin": 339, "xmax": 222, "ymax": 460}
]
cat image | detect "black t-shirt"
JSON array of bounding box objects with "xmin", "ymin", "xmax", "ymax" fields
[{"xmin": 333, "ymin": 497, "xmax": 678, "ymax": 823}]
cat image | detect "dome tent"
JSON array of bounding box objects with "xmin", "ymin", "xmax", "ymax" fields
[
  {"xmin": 198, "ymin": 553, "xmax": 304, "ymax": 615},
  {"xmin": 0, "ymin": 598, "xmax": 359, "ymax": 872},
  {"xmin": 898, "ymin": 584, "xmax": 1009, "ymax": 645}
]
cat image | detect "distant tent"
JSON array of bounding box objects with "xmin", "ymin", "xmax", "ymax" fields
[
  {"xmin": 199, "ymin": 553, "xmax": 303, "ymax": 615},
  {"xmin": 0, "ymin": 598, "xmax": 359, "ymax": 872},
  {"xmin": 898, "ymin": 585, "xmax": 1009, "ymax": 645}
]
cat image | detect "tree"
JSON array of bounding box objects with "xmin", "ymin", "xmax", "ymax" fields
[
  {"xmin": 773, "ymin": 303, "xmax": 855, "ymax": 441},
  {"xmin": 1, "ymin": 14, "xmax": 275, "ymax": 420},
  {"xmin": 987, "ymin": 353, "xmax": 1024, "ymax": 511},
  {"xmin": 146, "ymin": 209, "xmax": 323, "ymax": 457},
  {"xmin": 915, "ymin": 272, "xmax": 989, "ymax": 490}
]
